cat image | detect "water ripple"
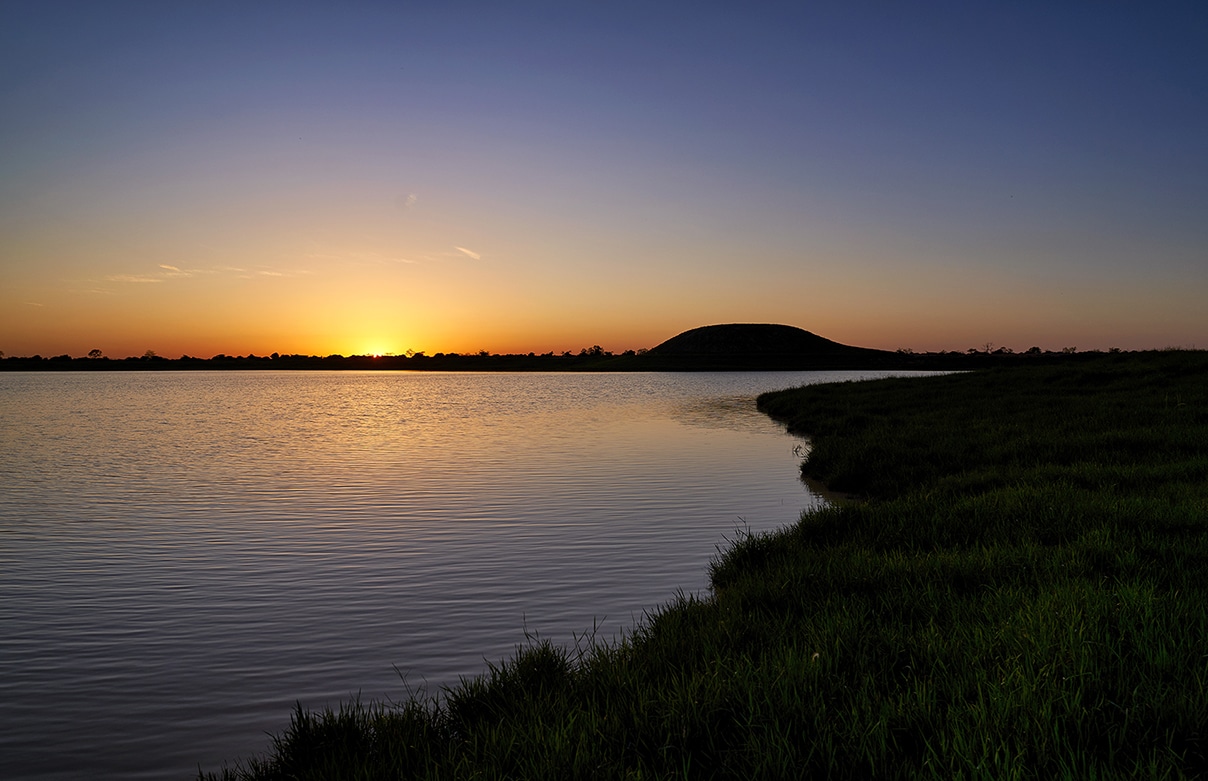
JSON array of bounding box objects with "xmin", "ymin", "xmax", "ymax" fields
[{"xmin": 0, "ymin": 369, "xmax": 914, "ymax": 779}]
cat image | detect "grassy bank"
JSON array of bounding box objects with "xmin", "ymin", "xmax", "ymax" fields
[{"xmin": 204, "ymin": 351, "xmax": 1208, "ymax": 780}]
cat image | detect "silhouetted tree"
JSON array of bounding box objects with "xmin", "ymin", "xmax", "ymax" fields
[{"xmin": 88, "ymin": 349, "xmax": 103, "ymax": 359}]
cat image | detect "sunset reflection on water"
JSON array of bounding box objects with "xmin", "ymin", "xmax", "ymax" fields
[{"xmin": 0, "ymin": 369, "xmax": 917, "ymax": 780}]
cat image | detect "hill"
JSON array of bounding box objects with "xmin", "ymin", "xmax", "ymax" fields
[{"xmin": 644, "ymin": 323, "xmax": 897, "ymax": 370}]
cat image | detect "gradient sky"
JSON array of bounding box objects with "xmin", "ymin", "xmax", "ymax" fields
[{"xmin": 3, "ymin": 1, "xmax": 1206, "ymax": 358}]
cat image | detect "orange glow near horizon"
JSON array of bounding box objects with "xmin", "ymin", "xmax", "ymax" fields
[
  {"xmin": 3, "ymin": 240, "xmax": 1205, "ymax": 359},
  {"xmin": 6, "ymin": 221, "xmax": 1203, "ymax": 359},
  {"xmin": 7, "ymin": 298, "xmax": 1204, "ymax": 361}
]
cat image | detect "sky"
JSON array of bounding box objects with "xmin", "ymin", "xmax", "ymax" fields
[{"xmin": 2, "ymin": 1, "xmax": 1207, "ymax": 358}]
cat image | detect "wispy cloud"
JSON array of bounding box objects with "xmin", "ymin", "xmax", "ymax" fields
[
  {"xmin": 157, "ymin": 263, "xmax": 199, "ymax": 278},
  {"xmin": 192, "ymin": 264, "xmax": 308, "ymax": 279},
  {"xmin": 228, "ymin": 267, "xmax": 305, "ymax": 279},
  {"xmin": 103, "ymin": 264, "xmax": 197, "ymax": 285},
  {"xmin": 96, "ymin": 263, "xmax": 308, "ymax": 288},
  {"xmin": 305, "ymin": 249, "xmax": 418, "ymax": 265},
  {"xmin": 106, "ymin": 274, "xmax": 163, "ymax": 283},
  {"xmin": 25, "ymin": 301, "xmax": 44, "ymax": 306},
  {"xmin": 454, "ymin": 246, "xmax": 482, "ymax": 260},
  {"xmin": 241, "ymin": 266, "xmax": 313, "ymax": 279}
]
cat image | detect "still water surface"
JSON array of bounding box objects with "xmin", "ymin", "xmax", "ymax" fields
[{"xmin": 1, "ymin": 370, "xmax": 902, "ymax": 779}]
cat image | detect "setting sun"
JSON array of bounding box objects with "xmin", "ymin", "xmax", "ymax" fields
[{"xmin": 361, "ymin": 345, "xmax": 396, "ymax": 359}]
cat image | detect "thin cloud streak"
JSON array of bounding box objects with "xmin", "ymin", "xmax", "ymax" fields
[
  {"xmin": 97, "ymin": 264, "xmax": 309, "ymax": 287},
  {"xmin": 157, "ymin": 264, "xmax": 199, "ymax": 278},
  {"xmin": 454, "ymin": 246, "xmax": 482, "ymax": 260},
  {"xmin": 305, "ymin": 250, "xmax": 418, "ymax": 265},
  {"xmin": 106, "ymin": 274, "xmax": 163, "ymax": 283}
]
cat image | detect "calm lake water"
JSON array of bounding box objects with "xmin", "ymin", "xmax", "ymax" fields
[{"xmin": 1, "ymin": 370, "xmax": 906, "ymax": 779}]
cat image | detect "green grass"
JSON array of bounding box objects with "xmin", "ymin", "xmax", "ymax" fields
[{"xmin": 203, "ymin": 351, "xmax": 1208, "ymax": 780}]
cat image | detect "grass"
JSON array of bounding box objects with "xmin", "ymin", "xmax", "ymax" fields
[{"xmin": 203, "ymin": 350, "xmax": 1208, "ymax": 780}]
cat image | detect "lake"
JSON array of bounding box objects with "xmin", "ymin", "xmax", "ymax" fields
[{"xmin": 0, "ymin": 370, "xmax": 907, "ymax": 779}]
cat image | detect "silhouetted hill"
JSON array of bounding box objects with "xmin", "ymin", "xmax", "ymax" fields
[{"xmin": 644, "ymin": 324, "xmax": 897, "ymax": 370}]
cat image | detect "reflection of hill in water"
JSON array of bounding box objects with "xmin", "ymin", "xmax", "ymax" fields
[{"xmin": 669, "ymin": 395, "xmax": 782, "ymax": 434}]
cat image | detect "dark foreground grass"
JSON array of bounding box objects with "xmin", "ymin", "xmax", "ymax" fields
[{"xmin": 204, "ymin": 351, "xmax": 1208, "ymax": 780}]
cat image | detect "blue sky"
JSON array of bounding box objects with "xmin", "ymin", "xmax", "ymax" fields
[{"xmin": 3, "ymin": 1, "xmax": 1206, "ymax": 356}]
